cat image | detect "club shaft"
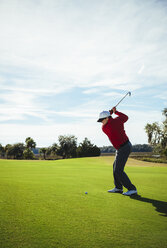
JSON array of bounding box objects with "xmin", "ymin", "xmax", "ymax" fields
[{"xmin": 115, "ymin": 92, "xmax": 130, "ymax": 107}]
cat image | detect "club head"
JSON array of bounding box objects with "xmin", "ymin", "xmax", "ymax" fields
[{"xmin": 115, "ymin": 91, "xmax": 131, "ymax": 108}]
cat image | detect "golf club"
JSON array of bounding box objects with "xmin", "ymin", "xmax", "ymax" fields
[
  {"xmin": 109, "ymin": 92, "xmax": 131, "ymax": 113},
  {"xmin": 115, "ymin": 92, "xmax": 131, "ymax": 107}
]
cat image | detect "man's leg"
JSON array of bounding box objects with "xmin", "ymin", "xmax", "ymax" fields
[
  {"xmin": 113, "ymin": 160, "xmax": 123, "ymax": 190},
  {"xmin": 114, "ymin": 142, "xmax": 136, "ymax": 191}
]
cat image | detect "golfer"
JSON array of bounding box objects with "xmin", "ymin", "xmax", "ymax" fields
[{"xmin": 97, "ymin": 107, "xmax": 137, "ymax": 196}]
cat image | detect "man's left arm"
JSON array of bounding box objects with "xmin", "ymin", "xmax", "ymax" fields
[{"xmin": 109, "ymin": 107, "xmax": 128, "ymax": 123}]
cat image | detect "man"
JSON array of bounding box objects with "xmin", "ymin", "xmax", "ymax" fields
[{"xmin": 97, "ymin": 107, "xmax": 137, "ymax": 196}]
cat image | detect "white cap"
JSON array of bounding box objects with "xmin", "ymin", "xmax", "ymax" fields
[{"xmin": 97, "ymin": 111, "xmax": 110, "ymax": 122}]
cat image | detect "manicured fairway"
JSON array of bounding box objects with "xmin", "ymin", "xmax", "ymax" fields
[{"xmin": 0, "ymin": 157, "xmax": 167, "ymax": 248}]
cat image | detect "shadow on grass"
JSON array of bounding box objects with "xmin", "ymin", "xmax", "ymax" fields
[{"xmin": 130, "ymin": 195, "xmax": 167, "ymax": 217}]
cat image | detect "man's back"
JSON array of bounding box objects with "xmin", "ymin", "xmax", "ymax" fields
[{"xmin": 102, "ymin": 111, "xmax": 129, "ymax": 149}]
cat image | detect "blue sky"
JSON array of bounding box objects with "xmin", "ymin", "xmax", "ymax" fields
[{"xmin": 0, "ymin": 0, "xmax": 167, "ymax": 147}]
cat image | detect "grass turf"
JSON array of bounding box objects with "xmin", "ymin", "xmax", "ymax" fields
[{"xmin": 0, "ymin": 157, "xmax": 167, "ymax": 248}]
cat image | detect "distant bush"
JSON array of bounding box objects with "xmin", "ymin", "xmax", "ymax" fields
[
  {"xmin": 138, "ymin": 157, "xmax": 167, "ymax": 164},
  {"xmin": 77, "ymin": 138, "xmax": 100, "ymax": 157}
]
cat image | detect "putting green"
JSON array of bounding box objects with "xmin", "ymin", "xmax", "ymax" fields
[{"xmin": 0, "ymin": 157, "xmax": 167, "ymax": 248}]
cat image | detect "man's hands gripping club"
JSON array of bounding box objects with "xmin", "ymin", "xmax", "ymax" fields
[{"xmin": 109, "ymin": 107, "xmax": 116, "ymax": 115}]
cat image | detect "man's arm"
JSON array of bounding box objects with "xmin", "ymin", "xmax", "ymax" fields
[{"xmin": 109, "ymin": 107, "xmax": 128, "ymax": 123}]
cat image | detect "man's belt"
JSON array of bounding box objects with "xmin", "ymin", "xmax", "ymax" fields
[{"xmin": 119, "ymin": 139, "xmax": 129, "ymax": 148}]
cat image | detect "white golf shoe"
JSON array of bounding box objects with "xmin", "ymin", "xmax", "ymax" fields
[
  {"xmin": 123, "ymin": 190, "xmax": 137, "ymax": 196},
  {"xmin": 108, "ymin": 187, "xmax": 123, "ymax": 193}
]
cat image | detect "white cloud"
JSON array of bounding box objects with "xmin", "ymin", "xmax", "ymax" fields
[
  {"xmin": 0, "ymin": 121, "xmax": 101, "ymax": 147},
  {"xmin": 0, "ymin": 109, "xmax": 163, "ymax": 147},
  {"xmin": 1, "ymin": 0, "xmax": 167, "ymax": 90},
  {"xmin": 83, "ymin": 88, "xmax": 100, "ymax": 95},
  {"xmin": 138, "ymin": 65, "xmax": 145, "ymax": 75},
  {"xmin": 0, "ymin": 84, "xmax": 72, "ymax": 97},
  {"xmin": 0, "ymin": 0, "xmax": 167, "ymax": 146},
  {"xmin": 154, "ymin": 92, "xmax": 167, "ymax": 101}
]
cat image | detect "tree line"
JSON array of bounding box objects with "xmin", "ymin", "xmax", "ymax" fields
[
  {"xmin": 100, "ymin": 144, "xmax": 153, "ymax": 154},
  {"xmin": 0, "ymin": 136, "xmax": 100, "ymax": 160},
  {"xmin": 2, "ymin": 106, "xmax": 166, "ymax": 160},
  {"xmin": 145, "ymin": 108, "xmax": 167, "ymax": 158}
]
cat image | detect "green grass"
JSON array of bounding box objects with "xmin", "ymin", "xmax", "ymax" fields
[{"xmin": 0, "ymin": 157, "xmax": 167, "ymax": 248}]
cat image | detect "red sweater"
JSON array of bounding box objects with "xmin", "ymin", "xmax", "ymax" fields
[{"xmin": 102, "ymin": 111, "xmax": 129, "ymax": 150}]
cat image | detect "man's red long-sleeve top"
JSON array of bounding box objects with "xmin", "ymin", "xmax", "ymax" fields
[{"xmin": 102, "ymin": 111, "xmax": 129, "ymax": 150}]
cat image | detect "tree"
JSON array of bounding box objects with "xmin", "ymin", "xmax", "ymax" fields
[
  {"xmin": 12, "ymin": 143, "xmax": 25, "ymax": 159},
  {"xmin": 50, "ymin": 143, "xmax": 59, "ymax": 155},
  {"xmin": 45, "ymin": 147, "xmax": 52, "ymax": 158},
  {"xmin": 145, "ymin": 108, "xmax": 167, "ymax": 157},
  {"xmin": 100, "ymin": 146, "xmax": 116, "ymax": 153},
  {"xmin": 46, "ymin": 143, "xmax": 59, "ymax": 159},
  {"xmin": 0, "ymin": 144, "xmax": 5, "ymax": 158},
  {"xmin": 145, "ymin": 122, "xmax": 162, "ymax": 145},
  {"xmin": 23, "ymin": 149, "xmax": 35, "ymax": 160},
  {"xmin": 57, "ymin": 135, "xmax": 77, "ymax": 159},
  {"xmin": 39, "ymin": 148, "xmax": 47, "ymax": 160},
  {"xmin": 25, "ymin": 137, "xmax": 36, "ymax": 149},
  {"xmin": 2, "ymin": 138, "xmax": 37, "ymax": 160},
  {"xmin": 77, "ymin": 138, "xmax": 101, "ymax": 157},
  {"xmin": 4, "ymin": 143, "xmax": 25, "ymax": 159},
  {"xmin": 161, "ymin": 108, "xmax": 167, "ymax": 148},
  {"xmin": 24, "ymin": 137, "xmax": 36, "ymax": 159},
  {"xmin": 162, "ymin": 108, "xmax": 167, "ymax": 118},
  {"xmin": 4, "ymin": 144, "xmax": 13, "ymax": 159}
]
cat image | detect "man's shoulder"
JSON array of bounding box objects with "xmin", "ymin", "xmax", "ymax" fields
[{"xmin": 112, "ymin": 116, "xmax": 121, "ymax": 122}]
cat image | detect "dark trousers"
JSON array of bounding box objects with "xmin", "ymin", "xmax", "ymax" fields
[{"xmin": 113, "ymin": 141, "xmax": 136, "ymax": 191}]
